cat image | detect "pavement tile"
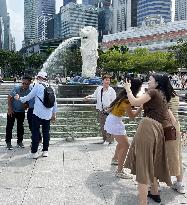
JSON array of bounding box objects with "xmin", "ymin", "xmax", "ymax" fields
[{"xmin": 0, "ymin": 188, "xmax": 24, "ymax": 205}]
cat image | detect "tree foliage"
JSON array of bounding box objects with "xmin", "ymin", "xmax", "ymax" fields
[
  {"xmin": 61, "ymin": 47, "xmax": 82, "ymax": 75},
  {"xmin": 0, "ymin": 49, "xmax": 50, "ymax": 77},
  {"xmin": 170, "ymin": 41, "xmax": 187, "ymax": 69},
  {"xmin": 99, "ymin": 46, "xmax": 178, "ymax": 74},
  {"xmin": 0, "ymin": 42, "xmax": 181, "ymax": 78},
  {"xmin": 0, "ymin": 50, "xmax": 25, "ymax": 77}
]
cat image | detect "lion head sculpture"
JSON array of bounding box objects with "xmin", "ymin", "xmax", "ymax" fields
[{"xmin": 79, "ymin": 26, "xmax": 98, "ymax": 44}]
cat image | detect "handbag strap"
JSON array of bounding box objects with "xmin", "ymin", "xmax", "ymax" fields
[{"xmin": 101, "ymin": 87, "xmax": 104, "ymax": 110}]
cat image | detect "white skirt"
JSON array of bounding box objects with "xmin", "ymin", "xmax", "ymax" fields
[{"xmin": 104, "ymin": 113, "xmax": 126, "ymax": 136}]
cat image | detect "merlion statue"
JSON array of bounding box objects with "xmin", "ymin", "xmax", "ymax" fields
[{"xmin": 79, "ymin": 26, "xmax": 99, "ymax": 78}]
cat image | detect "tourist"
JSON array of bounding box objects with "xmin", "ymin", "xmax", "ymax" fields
[
  {"xmin": 13, "ymin": 76, "xmax": 17, "ymax": 83},
  {"xmin": 15, "ymin": 71, "xmax": 57, "ymax": 159},
  {"xmin": 0, "ymin": 76, "xmax": 4, "ymax": 84},
  {"xmin": 27, "ymin": 80, "xmax": 42, "ymax": 149},
  {"xmin": 163, "ymin": 75, "xmax": 186, "ymax": 194},
  {"xmin": 84, "ymin": 74, "xmax": 116, "ymax": 144},
  {"xmin": 104, "ymin": 78, "xmax": 143, "ymax": 179},
  {"xmin": 5, "ymin": 76, "xmax": 32, "ymax": 150},
  {"xmin": 123, "ymin": 74, "xmax": 176, "ymax": 205}
]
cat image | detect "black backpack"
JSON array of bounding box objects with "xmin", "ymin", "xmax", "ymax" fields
[{"xmin": 38, "ymin": 84, "xmax": 55, "ymax": 108}]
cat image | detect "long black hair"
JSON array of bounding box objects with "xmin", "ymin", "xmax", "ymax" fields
[
  {"xmin": 110, "ymin": 78, "xmax": 142, "ymax": 108},
  {"xmin": 151, "ymin": 74, "xmax": 176, "ymax": 102}
]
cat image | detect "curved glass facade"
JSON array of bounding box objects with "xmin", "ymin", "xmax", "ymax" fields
[{"xmin": 137, "ymin": 0, "xmax": 171, "ymax": 26}]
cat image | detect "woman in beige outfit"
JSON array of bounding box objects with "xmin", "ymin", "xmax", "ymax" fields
[
  {"xmin": 123, "ymin": 74, "xmax": 177, "ymax": 205},
  {"xmin": 165, "ymin": 76, "xmax": 185, "ymax": 194}
]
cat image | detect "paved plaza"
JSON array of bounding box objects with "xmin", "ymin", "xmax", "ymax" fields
[{"xmin": 0, "ymin": 138, "xmax": 187, "ymax": 205}]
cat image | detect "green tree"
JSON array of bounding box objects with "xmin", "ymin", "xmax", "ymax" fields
[
  {"xmin": 170, "ymin": 41, "xmax": 187, "ymax": 69},
  {"xmin": 25, "ymin": 53, "xmax": 46, "ymax": 74},
  {"xmin": 99, "ymin": 46, "xmax": 131, "ymax": 73},
  {"xmin": 61, "ymin": 48, "xmax": 82, "ymax": 75},
  {"xmin": 9, "ymin": 51, "xmax": 25, "ymax": 75},
  {"xmin": 0, "ymin": 50, "xmax": 25, "ymax": 77},
  {"xmin": 99, "ymin": 47, "xmax": 177, "ymax": 74}
]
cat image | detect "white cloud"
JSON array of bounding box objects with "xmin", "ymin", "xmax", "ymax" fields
[{"xmin": 7, "ymin": 0, "xmax": 82, "ymax": 51}]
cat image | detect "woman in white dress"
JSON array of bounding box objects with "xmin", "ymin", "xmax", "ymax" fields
[{"xmin": 104, "ymin": 78, "xmax": 143, "ymax": 178}]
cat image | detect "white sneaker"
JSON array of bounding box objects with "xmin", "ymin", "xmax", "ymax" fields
[
  {"xmin": 115, "ymin": 170, "xmax": 133, "ymax": 179},
  {"xmin": 171, "ymin": 181, "xmax": 186, "ymax": 194},
  {"xmin": 26, "ymin": 152, "xmax": 41, "ymax": 159},
  {"xmin": 38, "ymin": 143, "xmax": 42, "ymax": 151},
  {"xmin": 111, "ymin": 158, "xmax": 118, "ymax": 165},
  {"xmin": 42, "ymin": 151, "xmax": 48, "ymax": 157}
]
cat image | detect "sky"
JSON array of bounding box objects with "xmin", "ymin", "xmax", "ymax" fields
[{"xmin": 6, "ymin": 0, "xmax": 81, "ymax": 51}]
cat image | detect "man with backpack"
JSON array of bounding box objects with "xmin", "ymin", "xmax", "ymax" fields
[{"xmin": 15, "ymin": 71, "xmax": 57, "ymax": 159}]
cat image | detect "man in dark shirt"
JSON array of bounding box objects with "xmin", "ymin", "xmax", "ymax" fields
[{"xmin": 5, "ymin": 76, "xmax": 32, "ymax": 150}]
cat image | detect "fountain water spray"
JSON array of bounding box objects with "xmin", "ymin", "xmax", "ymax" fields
[{"xmin": 42, "ymin": 37, "xmax": 80, "ymax": 74}]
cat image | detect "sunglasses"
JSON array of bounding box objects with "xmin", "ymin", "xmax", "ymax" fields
[{"xmin": 22, "ymin": 82, "xmax": 29, "ymax": 85}]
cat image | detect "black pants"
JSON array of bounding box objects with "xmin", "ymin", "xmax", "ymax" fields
[
  {"xmin": 31, "ymin": 114, "xmax": 50, "ymax": 153},
  {"xmin": 27, "ymin": 108, "xmax": 42, "ymax": 141},
  {"xmin": 5, "ymin": 112, "xmax": 25, "ymax": 143}
]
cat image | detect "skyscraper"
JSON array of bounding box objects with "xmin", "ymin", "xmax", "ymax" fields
[
  {"xmin": 47, "ymin": 13, "xmax": 61, "ymax": 39},
  {"xmin": 0, "ymin": 0, "xmax": 7, "ymax": 17},
  {"xmin": 24, "ymin": 0, "xmax": 38, "ymax": 46},
  {"xmin": 63, "ymin": 0, "xmax": 76, "ymax": 6},
  {"xmin": 97, "ymin": 1, "xmax": 113, "ymax": 42},
  {"xmin": 112, "ymin": 0, "xmax": 127, "ymax": 33},
  {"xmin": 137, "ymin": 0, "xmax": 172, "ymax": 26},
  {"xmin": 37, "ymin": 0, "xmax": 56, "ymax": 41},
  {"xmin": 60, "ymin": 3, "xmax": 98, "ymax": 38},
  {"xmin": 131, "ymin": 0, "xmax": 138, "ymax": 27},
  {"xmin": 0, "ymin": 17, "xmax": 4, "ymax": 49},
  {"xmin": 175, "ymin": 0, "xmax": 187, "ymax": 20},
  {"xmin": 24, "ymin": 0, "xmax": 56, "ymax": 45},
  {"xmin": 37, "ymin": 0, "xmax": 55, "ymax": 16},
  {"xmin": 0, "ymin": 0, "xmax": 10, "ymax": 50}
]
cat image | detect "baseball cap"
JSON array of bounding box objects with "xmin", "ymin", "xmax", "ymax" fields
[{"xmin": 37, "ymin": 71, "xmax": 47, "ymax": 79}]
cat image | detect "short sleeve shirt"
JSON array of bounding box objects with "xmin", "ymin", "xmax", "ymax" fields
[
  {"xmin": 111, "ymin": 99, "xmax": 131, "ymax": 117},
  {"xmin": 143, "ymin": 89, "xmax": 170, "ymax": 127},
  {"xmin": 10, "ymin": 85, "xmax": 31, "ymax": 112}
]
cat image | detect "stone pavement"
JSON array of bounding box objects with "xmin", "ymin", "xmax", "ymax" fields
[{"xmin": 0, "ymin": 138, "xmax": 187, "ymax": 205}]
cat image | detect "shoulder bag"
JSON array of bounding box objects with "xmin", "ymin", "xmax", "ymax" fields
[{"xmin": 163, "ymin": 110, "xmax": 176, "ymax": 141}]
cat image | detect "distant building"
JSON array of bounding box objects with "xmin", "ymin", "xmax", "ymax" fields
[
  {"xmin": 60, "ymin": 3, "xmax": 98, "ymax": 38},
  {"xmin": 9, "ymin": 34, "xmax": 16, "ymax": 51},
  {"xmin": 37, "ymin": 0, "xmax": 56, "ymax": 42},
  {"xmin": 137, "ymin": 0, "xmax": 172, "ymax": 26},
  {"xmin": 37, "ymin": 0, "xmax": 55, "ymax": 16},
  {"xmin": 0, "ymin": 0, "xmax": 10, "ymax": 50},
  {"xmin": 175, "ymin": 0, "xmax": 187, "ymax": 20},
  {"xmin": 20, "ymin": 38, "xmax": 63, "ymax": 57},
  {"xmin": 112, "ymin": 0, "xmax": 128, "ymax": 33},
  {"xmin": 96, "ymin": 0, "xmax": 113, "ymax": 42},
  {"xmin": 47, "ymin": 13, "xmax": 61, "ymax": 39},
  {"xmin": 0, "ymin": 17, "xmax": 4, "ymax": 49},
  {"xmin": 63, "ymin": 0, "xmax": 76, "ymax": 6},
  {"xmin": 0, "ymin": 0, "xmax": 7, "ymax": 17},
  {"xmin": 102, "ymin": 20, "xmax": 187, "ymax": 51},
  {"xmin": 24, "ymin": 0, "xmax": 38, "ymax": 46},
  {"xmin": 24, "ymin": 0, "xmax": 56, "ymax": 46},
  {"xmin": 130, "ymin": 0, "xmax": 138, "ymax": 27}
]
